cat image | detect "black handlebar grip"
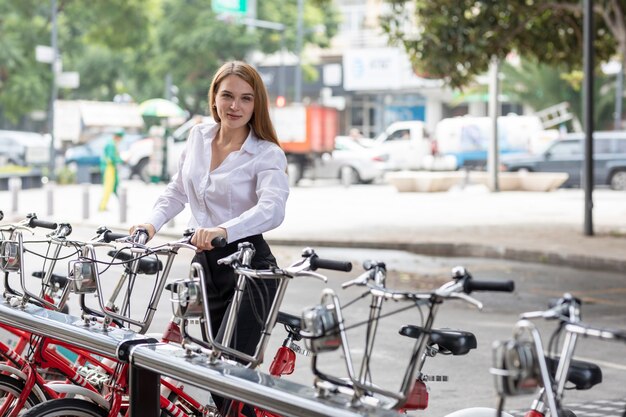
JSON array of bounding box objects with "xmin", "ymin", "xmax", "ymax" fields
[
  {"xmin": 102, "ymin": 230, "xmax": 129, "ymax": 243},
  {"xmin": 310, "ymin": 256, "xmax": 353, "ymax": 272},
  {"xmin": 0, "ymin": 210, "xmax": 3, "ymax": 221},
  {"xmin": 211, "ymin": 236, "xmax": 227, "ymax": 248},
  {"xmin": 464, "ymin": 280, "xmax": 515, "ymax": 293},
  {"xmin": 28, "ymin": 217, "xmax": 58, "ymax": 230}
]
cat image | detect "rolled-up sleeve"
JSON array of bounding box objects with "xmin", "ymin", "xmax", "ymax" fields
[{"xmin": 220, "ymin": 145, "xmax": 289, "ymax": 242}]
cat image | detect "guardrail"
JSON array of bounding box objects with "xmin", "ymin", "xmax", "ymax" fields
[{"xmin": 0, "ymin": 297, "xmax": 400, "ymax": 417}]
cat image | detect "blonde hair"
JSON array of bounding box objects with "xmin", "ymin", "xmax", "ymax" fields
[{"xmin": 208, "ymin": 61, "xmax": 280, "ymax": 146}]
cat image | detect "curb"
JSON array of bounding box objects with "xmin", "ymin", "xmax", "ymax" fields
[
  {"xmin": 85, "ymin": 224, "xmax": 626, "ymax": 274},
  {"xmin": 265, "ymin": 239, "xmax": 626, "ymax": 274}
]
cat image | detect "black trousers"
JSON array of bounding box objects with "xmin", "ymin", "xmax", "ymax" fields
[{"xmin": 192, "ymin": 234, "xmax": 278, "ymax": 416}]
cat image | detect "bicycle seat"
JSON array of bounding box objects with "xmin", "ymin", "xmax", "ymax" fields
[
  {"xmin": 32, "ymin": 271, "xmax": 68, "ymax": 289},
  {"xmin": 107, "ymin": 250, "xmax": 163, "ymax": 275},
  {"xmin": 398, "ymin": 325, "xmax": 477, "ymax": 355},
  {"xmin": 545, "ymin": 356, "xmax": 602, "ymax": 390},
  {"xmin": 277, "ymin": 311, "xmax": 302, "ymax": 330}
]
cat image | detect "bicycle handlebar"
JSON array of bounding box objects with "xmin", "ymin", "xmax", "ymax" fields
[
  {"xmin": 310, "ymin": 255, "xmax": 352, "ymax": 272},
  {"xmin": 26, "ymin": 213, "xmax": 58, "ymax": 230},
  {"xmin": 463, "ymin": 279, "xmax": 515, "ymax": 293},
  {"xmin": 101, "ymin": 230, "xmax": 130, "ymax": 243}
]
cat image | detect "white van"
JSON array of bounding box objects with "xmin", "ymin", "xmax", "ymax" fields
[{"xmin": 434, "ymin": 115, "xmax": 555, "ymax": 169}]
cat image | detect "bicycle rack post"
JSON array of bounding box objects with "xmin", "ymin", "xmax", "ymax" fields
[
  {"xmin": 82, "ymin": 184, "xmax": 90, "ymax": 220},
  {"xmin": 129, "ymin": 365, "xmax": 160, "ymax": 417},
  {"xmin": 9, "ymin": 177, "xmax": 21, "ymax": 213},
  {"xmin": 46, "ymin": 182, "xmax": 54, "ymax": 216},
  {"xmin": 119, "ymin": 186, "xmax": 127, "ymax": 224}
]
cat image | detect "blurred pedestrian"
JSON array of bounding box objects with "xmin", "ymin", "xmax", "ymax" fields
[
  {"xmin": 129, "ymin": 60, "xmax": 289, "ymax": 416},
  {"xmin": 98, "ymin": 130, "xmax": 124, "ymax": 211},
  {"xmin": 348, "ymin": 127, "xmax": 363, "ymax": 141}
]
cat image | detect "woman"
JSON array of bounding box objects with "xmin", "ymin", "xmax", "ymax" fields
[{"xmin": 131, "ymin": 60, "xmax": 289, "ymax": 370}]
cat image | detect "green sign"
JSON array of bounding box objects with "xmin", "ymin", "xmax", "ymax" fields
[{"xmin": 212, "ymin": 0, "xmax": 247, "ymax": 15}]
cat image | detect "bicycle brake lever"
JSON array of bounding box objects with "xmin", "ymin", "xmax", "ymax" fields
[
  {"xmin": 451, "ymin": 292, "xmax": 483, "ymax": 310},
  {"xmin": 296, "ymin": 270, "xmax": 328, "ymax": 283}
]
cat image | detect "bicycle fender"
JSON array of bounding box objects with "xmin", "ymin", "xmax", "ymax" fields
[
  {"xmin": 0, "ymin": 364, "xmax": 48, "ymax": 403},
  {"xmin": 44, "ymin": 383, "xmax": 110, "ymax": 410},
  {"xmin": 444, "ymin": 407, "xmax": 514, "ymax": 417}
]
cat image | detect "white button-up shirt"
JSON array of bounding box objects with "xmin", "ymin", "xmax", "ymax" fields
[{"xmin": 147, "ymin": 123, "xmax": 289, "ymax": 243}]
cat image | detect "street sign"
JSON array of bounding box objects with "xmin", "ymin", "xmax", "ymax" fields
[
  {"xmin": 35, "ymin": 45, "xmax": 54, "ymax": 63},
  {"xmin": 57, "ymin": 72, "xmax": 80, "ymax": 89},
  {"xmin": 212, "ymin": 0, "xmax": 247, "ymax": 15}
]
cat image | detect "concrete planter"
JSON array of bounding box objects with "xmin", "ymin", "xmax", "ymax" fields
[{"xmin": 386, "ymin": 170, "xmax": 569, "ymax": 192}]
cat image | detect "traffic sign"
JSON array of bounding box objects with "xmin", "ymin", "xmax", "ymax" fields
[{"xmin": 212, "ymin": 0, "xmax": 247, "ymax": 15}]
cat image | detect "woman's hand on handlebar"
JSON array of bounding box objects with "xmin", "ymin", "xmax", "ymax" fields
[
  {"xmin": 129, "ymin": 223, "xmax": 156, "ymax": 242},
  {"xmin": 191, "ymin": 227, "xmax": 228, "ymax": 251}
]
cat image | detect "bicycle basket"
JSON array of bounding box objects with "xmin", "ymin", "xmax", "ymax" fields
[
  {"xmin": 169, "ymin": 278, "xmax": 204, "ymax": 319},
  {"xmin": 301, "ymin": 293, "xmax": 341, "ymax": 353},
  {"xmin": 68, "ymin": 260, "xmax": 98, "ymax": 294},
  {"xmin": 491, "ymin": 339, "xmax": 540, "ymax": 396},
  {"xmin": 0, "ymin": 240, "xmax": 20, "ymax": 272}
]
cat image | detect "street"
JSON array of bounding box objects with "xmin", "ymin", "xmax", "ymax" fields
[{"xmin": 8, "ymin": 225, "xmax": 626, "ymax": 416}]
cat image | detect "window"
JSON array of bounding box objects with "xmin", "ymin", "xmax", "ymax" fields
[
  {"xmin": 615, "ymin": 139, "xmax": 626, "ymax": 153},
  {"xmin": 387, "ymin": 129, "xmax": 410, "ymax": 142},
  {"xmin": 549, "ymin": 141, "xmax": 581, "ymax": 157},
  {"xmin": 594, "ymin": 140, "xmax": 612, "ymax": 154}
]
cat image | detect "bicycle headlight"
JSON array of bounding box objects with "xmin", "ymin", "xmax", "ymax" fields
[
  {"xmin": 301, "ymin": 293, "xmax": 341, "ymax": 353},
  {"xmin": 170, "ymin": 278, "xmax": 203, "ymax": 319},
  {"xmin": 0, "ymin": 241, "xmax": 20, "ymax": 272},
  {"xmin": 68, "ymin": 260, "xmax": 98, "ymax": 294},
  {"xmin": 491, "ymin": 339, "xmax": 540, "ymax": 396}
]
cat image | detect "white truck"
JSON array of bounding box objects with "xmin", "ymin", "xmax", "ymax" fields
[
  {"xmin": 367, "ymin": 121, "xmax": 456, "ymax": 171},
  {"xmin": 122, "ymin": 116, "xmax": 214, "ymax": 182}
]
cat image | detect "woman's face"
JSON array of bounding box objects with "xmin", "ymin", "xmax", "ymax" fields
[{"xmin": 214, "ymin": 74, "xmax": 255, "ymax": 130}]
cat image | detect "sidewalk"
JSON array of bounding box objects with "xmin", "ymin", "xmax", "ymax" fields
[{"xmin": 2, "ymin": 180, "xmax": 626, "ymax": 272}]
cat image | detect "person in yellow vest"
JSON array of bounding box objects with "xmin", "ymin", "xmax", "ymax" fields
[{"xmin": 98, "ymin": 130, "xmax": 124, "ymax": 211}]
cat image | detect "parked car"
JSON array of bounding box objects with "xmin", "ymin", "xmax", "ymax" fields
[
  {"xmin": 0, "ymin": 130, "xmax": 51, "ymax": 167},
  {"xmin": 64, "ymin": 132, "xmax": 143, "ymax": 169},
  {"xmin": 121, "ymin": 116, "xmax": 215, "ymax": 182},
  {"xmin": 500, "ymin": 131, "xmax": 626, "ymax": 190},
  {"xmin": 301, "ymin": 136, "xmax": 388, "ymax": 184}
]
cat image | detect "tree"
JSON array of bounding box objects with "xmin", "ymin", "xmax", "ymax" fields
[
  {"xmin": 381, "ymin": 0, "xmax": 622, "ymax": 90},
  {"xmin": 0, "ymin": 0, "xmax": 155, "ymax": 123},
  {"xmin": 154, "ymin": 0, "xmax": 340, "ymax": 116},
  {"xmin": 0, "ymin": 0, "xmax": 340, "ymax": 126}
]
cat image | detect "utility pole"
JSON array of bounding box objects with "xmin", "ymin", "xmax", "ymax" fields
[
  {"xmin": 47, "ymin": 0, "xmax": 58, "ymax": 182},
  {"xmin": 583, "ymin": 0, "xmax": 594, "ymax": 236}
]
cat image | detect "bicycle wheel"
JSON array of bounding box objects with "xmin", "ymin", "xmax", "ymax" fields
[
  {"xmin": 20, "ymin": 398, "xmax": 108, "ymax": 417},
  {"xmin": 0, "ymin": 373, "xmax": 42, "ymax": 412}
]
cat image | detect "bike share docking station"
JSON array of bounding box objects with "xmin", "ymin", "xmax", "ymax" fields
[{"xmin": 0, "ymin": 297, "xmax": 401, "ymax": 417}]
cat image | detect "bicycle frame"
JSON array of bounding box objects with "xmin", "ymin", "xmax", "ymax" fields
[
  {"xmin": 491, "ymin": 294, "xmax": 618, "ymax": 417},
  {"xmin": 303, "ymin": 265, "xmax": 513, "ymax": 412}
]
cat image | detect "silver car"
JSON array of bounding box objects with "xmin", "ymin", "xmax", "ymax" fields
[
  {"xmin": 0, "ymin": 130, "xmax": 51, "ymax": 167},
  {"xmin": 304, "ymin": 136, "xmax": 388, "ymax": 184}
]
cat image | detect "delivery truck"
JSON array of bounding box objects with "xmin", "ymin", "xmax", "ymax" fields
[{"xmin": 271, "ymin": 104, "xmax": 339, "ymax": 185}]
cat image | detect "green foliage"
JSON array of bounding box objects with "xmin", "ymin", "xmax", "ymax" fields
[
  {"xmin": 382, "ymin": 0, "xmax": 620, "ymax": 90},
  {"xmin": 501, "ymin": 60, "xmax": 617, "ymax": 130},
  {"xmin": 0, "ymin": 0, "xmax": 340, "ymax": 124},
  {"xmin": 55, "ymin": 165, "xmax": 76, "ymax": 185}
]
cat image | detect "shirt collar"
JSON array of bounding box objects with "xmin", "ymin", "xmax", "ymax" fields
[{"xmin": 200, "ymin": 122, "xmax": 260, "ymax": 155}]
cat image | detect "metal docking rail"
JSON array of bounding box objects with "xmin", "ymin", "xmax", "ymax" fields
[{"xmin": 0, "ymin": 297, "xmax": 400, "ymax": 417}]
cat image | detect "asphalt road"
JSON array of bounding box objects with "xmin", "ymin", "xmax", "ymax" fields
[{"xmin": 8, "ymin": 226, "xmax": 626, "ymax": 416}]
